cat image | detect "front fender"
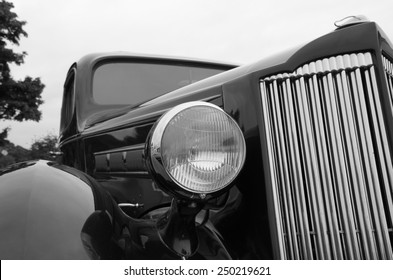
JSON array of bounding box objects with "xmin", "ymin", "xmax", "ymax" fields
[
  {"xmin": 0, "ymin": 160, "xmax": 233, "ymax": 260},
  {"xmin": 0, "ymin": 160, "xmax": 113, "ymax": 259}
]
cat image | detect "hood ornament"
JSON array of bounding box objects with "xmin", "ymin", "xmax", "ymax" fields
[{"xmin": 334, "ymin": 15, "xmax": 370, "ymax": 28}]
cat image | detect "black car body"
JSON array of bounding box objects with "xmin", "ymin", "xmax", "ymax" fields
[{"xmin": 1, "ymin": 17, "xmax": 393, "ymax": 259}]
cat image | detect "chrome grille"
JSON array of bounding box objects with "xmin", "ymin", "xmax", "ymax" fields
[
  {"xmin": 383, "ymin": 55, "xmax": 393, "ymax": 114},
  {"xmin": 260, "ymin": 52, "xmax": 393, "ymax": 259}
]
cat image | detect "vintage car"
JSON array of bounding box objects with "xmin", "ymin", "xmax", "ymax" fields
[{"xmin": 1, "ymin": 16, "xmax": 393, "ymax": 260}]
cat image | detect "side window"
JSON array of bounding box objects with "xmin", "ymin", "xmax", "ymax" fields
[{"xmin": 60, "ymin": 70, "xmax": 76, "ymax": 133}]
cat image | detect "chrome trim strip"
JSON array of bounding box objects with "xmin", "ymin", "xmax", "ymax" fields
[
  {"xmin": 118, "ymin": 203, "xmax": 144, "ymax": 208},
  {"xmin": 95, "ymin": 171, "xmax": 149, "ymax": 176},
  {"xmin": 94, "ymin": 143, "xmax": 145, "ymax": 156}
]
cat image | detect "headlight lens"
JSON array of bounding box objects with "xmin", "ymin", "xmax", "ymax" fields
[{"xmin": 148, "ymin": 101, "xmax": 246, "ymax": 196}]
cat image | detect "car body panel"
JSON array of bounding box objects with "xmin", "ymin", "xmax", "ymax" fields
[{"xmin": 0, "ymin": 161, "xmax": 95, "ymax": 259}]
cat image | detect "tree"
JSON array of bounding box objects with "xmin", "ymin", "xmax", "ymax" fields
[
  {"xmin": 30, "ymin": 134, "xmax": 59, "ymax": 161},
  {"xmin": 0, "ymin": 140, "xmax": 30, "ymax": 168},
  {"xmin": 0, "ymin": 0, "xmax": 45, "ymax": 143},
  {"xmin": 0, "ymin": 126, "xmax": 9, "ymax": 146},
  {"xmin": 0, "ymin": 133, "xmax": 59, "ymax": 168}
]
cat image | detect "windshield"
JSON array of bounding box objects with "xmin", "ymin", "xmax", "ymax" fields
[{"xmin": 93, "ymin": 61, "xmax": 229, "ymax": 105}]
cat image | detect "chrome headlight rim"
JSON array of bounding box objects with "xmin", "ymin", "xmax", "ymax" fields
[{"xmin": 145, "ymin": 101, "xmax": 246, "ymax": 201}]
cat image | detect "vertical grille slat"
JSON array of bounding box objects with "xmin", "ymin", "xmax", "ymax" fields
[
  {"xmin": 363, "ymin": 62, "xmax": 393, "ymax": 258},
  {"xmin": 324, "ymin": 62, "xmax": 359, "ymax": 259},
  {"xmin": 335, "ymin": 56, "xmax": 375, "ymax": 259},
  {"xmin": 296, "ymin": 72, "xmax": 329, "ymax": 259},
  {"xmin": 284, "ymin": 76, "xmax": 314, "ymax": 259},
  {"xmin": 260, "ymin": 52, "xmax": 393, "ymax": 259},
  {"xmin": 382, "ymin": 56, "xmax": 393, "ymax": 202},
  {"xmin": 308, "ymin": 70, "xmax": 342, "ymax": 259},
  {"xmin": 271, "ymin": 79, "xmax": 301, "ymax": 259},
  {"xmin": 260, "ymin": 81, "xmax": 287, "ymax": 259},
  {"xmin": 332, "ymin": 57, "xmax": 368, "ymax": 258}
]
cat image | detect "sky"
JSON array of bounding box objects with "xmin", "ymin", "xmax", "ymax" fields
[{"xmin": 2, "ymin": 0, "xmax": 393, "ymax": 148}]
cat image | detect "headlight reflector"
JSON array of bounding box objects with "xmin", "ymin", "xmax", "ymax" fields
[{"xmin": 147, "ymin": 102, "xmax": 246, "ymax": 197}]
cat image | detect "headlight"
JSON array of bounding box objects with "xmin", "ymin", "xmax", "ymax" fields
[{"xmin": 145, "ymin": 101, "xmax": 246, "ymax": 200}]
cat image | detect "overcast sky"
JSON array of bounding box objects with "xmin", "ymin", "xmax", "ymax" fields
[{"xmin": 3, "ymin": 0, "xmax": 393, "ymax": 148}]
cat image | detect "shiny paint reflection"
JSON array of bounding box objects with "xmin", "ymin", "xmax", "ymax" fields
[{"xmin": 0, "ymin": 161, "xmax": 95, "ymax": 259}]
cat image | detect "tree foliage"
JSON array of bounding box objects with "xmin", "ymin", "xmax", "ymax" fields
[
  {"xmin": 1, "ymin": 76, "xmax": 44, "ymax": 121},
  {"xmin": 0, "ymin": 140, "xmax": 30, "ymax": 168},
  {"xmin": 0, "ymin": 126, "xmax": 9, "ymax": 146},
  {"xmin": 0, "ymin": 133, "xmax": 59, "ymax": 168},
  {"xmin": 30, "ymin": 134, "xmax": 59, "ymax": 161},
  {"xmin": 0, "ymin": 0, "xmax": 45, "ymax": 144}
]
